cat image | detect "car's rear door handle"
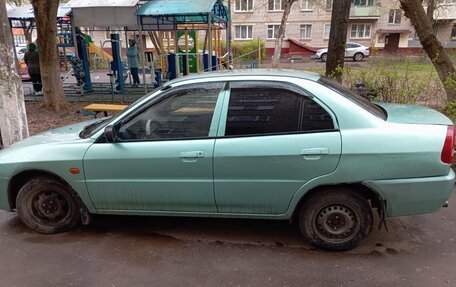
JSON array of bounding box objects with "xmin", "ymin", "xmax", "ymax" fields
[
  {"xmin": 179, "ymin": 151, "xmax": 205, "ymax": 162},
  {"xmin": 300, "ymin": 148, "xmax": 329, "ymax": 160}
]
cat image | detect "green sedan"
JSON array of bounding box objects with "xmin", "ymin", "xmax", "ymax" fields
[{"xmin": 0, "ymin": 70, "xmax": 454, "ymax": 251}]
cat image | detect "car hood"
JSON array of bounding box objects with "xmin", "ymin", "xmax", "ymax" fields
[
  {"xmin": 376, "ymin": 102, "xmax": 453, "ymax": 126},
  {"xmin": 2, "ymin": 120, "xmax": 97, "ymax": 151}
]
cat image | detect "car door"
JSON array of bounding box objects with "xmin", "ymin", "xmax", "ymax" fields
[
  {"xmin": 213, "ymin": 81, "xmax": 342, "ymax": 214},
  {"xmin": 345, "ymin": 43, "xmax": 358, "ymax": 57},
  {"xmin": 83, "ymin": 82, "xmax": 226, "ymax": 212}
]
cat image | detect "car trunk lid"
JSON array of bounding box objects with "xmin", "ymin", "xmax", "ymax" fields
[{"xmin": 376, "ymin": 102, "xmax": 453, "ymax": 125}]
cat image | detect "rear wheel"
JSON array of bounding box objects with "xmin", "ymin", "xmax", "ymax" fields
[
  {"xmin": 321, "ymin": 53, "xmax": 328, "ymax": 62},
  {"xmin": 353, "ymin": 52, "xmax": 364, "ymax": 62},
  {"xmin": 16, "ymin": 177, "xmax": 80, "ymax": 233},
  {"xmin": 299, "ymin": 188, "xmax": 373, "ymax": 251}
]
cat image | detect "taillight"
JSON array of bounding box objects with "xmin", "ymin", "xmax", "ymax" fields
[{"xmin": 441, "ymin": 125, "xmax": 454, "ymax": 164}]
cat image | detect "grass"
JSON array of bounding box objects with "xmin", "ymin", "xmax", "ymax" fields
[{"xmin": 306, "ymin": 57, "xmax": 449, "ymax": 107}]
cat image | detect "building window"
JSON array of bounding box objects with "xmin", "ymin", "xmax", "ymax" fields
[
  {"xmin": 323, "ymin": 23, "xmax": 331, "ymax": 39},
  {"xmin": 268, "ymin": 0, "xmax": 285, "ymax": 10},
  {"xmin": 234, "ymin": 25, "xmax": 253, "ymax": 39},
  {"xmin": 300, "ymin": 24, "xmax": 312, "ymax": 39},
  {"xmin": 350, "ymin": 24, "xmax": 371, "ymax": 39},
  {"xmin": 235, "ymin": 0, "xmax": 253, "ymax": 11},
  {"xmin": 14, "ymin": 34, "xmax": 26, "ymax": 45},
  {"xmin": 389, "ymin": 9, "xmax": 402, "ymax": 24},
  {"xmin": 451, "ymin": 24, "xmax": 456, "ymax": 40},
  {"xmin": 326, "ymin": 0, "xmax": 333, "ymax": 10},
  {"xmin": 301, "ymin": 0, "xmax": 313, "ymax": 10},
  {"xmin": 352, "ymin": 0, "xmax": 374, "ymax": 5},
  {"xmin": 267, "ymin": 25, "xmax": 280, "ymax": 39}
]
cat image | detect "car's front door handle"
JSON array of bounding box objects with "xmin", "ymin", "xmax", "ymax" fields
[
  {"xmin": 178, "ymin": 151, "xmax": 205, "ymax": 162},
  {"xmin": 300, "ymin": 148, "xmax": 329, "ymax": 160}
]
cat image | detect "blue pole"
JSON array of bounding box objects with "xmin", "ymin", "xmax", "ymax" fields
[{"xmin": 111, "ymin": 33, "xmax": 125, "ymax": 91}]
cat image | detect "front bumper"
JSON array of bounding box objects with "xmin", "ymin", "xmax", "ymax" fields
[{"xmin": 364, "ymin": 169, "xmax": 455, "ymax": 217}]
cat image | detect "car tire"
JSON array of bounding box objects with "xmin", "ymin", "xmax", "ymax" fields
[
  {"xmin": 321, "ymin": 53, "xmax": 328, "ymax": 62},
  {"xmin": 299, "ymin": 188, "xmax": 373, "ymax": 251},
  {"xmin": 353, "ymin": 53, "xmax": 364, "ymax": 62},
  {"xmin": 16, "ymin": 177, "xmax": 80, "ymax": 234}
]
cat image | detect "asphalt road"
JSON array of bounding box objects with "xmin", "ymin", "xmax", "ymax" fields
[{"xmin": 0, "ymin": 188, "xmax": 455, "ymax": 287}]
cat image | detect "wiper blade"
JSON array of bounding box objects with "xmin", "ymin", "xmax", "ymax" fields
[{"xmin": 79, "ymin": 118, "xmax": 109, "ymax": 139}]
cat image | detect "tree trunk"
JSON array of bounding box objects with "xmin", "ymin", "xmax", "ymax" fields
[
  {"xmin": 0, "ymin": 0, "xmax": 29, "ymax": 148},
  {"xmin": 20, "ymin": 19, "xmax": 34, "ymax": 44},
  {"xmin": 325, "ymin": 0, "xmax": 352, "ymax": 83},
  {"xmin": 148, "ymin": 31, "xmax": 163, "ymax": 56},
  {"xmin": 271, "ymin": 0, "xmax": 297, "ymax": 68},
  {"xmin": 31, "ymin": 0, "xmax": 68, "ymax": 111},
  {"xmin": 425, "ymin": 0, "xmax": 436, "ymax": 23},
  {"xmin": 400, "ymin": 0, "xmax": 456, "ymax": 101}
]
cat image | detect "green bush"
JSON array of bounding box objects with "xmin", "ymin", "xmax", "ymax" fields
[
  {"xmin": 342, "ymin": 59, "xmax": 446, "ymax": 106},
  {"xmin": 445, "ymin": 100, "xmax": 456, "ymax": 121},
  {"xmin": 230, "ymin": 39, "xmax": 266, "ymax": 61}
]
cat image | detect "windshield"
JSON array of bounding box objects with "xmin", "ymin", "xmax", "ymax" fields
[
  {"xmin": 79, "ymin": 92, "xmax": 155, "ymax": 139},
  {"xmin": 318, "ymin": 77, "xmax": 387, "ymax": 120}
]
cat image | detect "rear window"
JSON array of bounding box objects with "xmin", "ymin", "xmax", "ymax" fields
[{"xmin": 318, "ymin": 77, "xmax": 387, "ymax": 120}]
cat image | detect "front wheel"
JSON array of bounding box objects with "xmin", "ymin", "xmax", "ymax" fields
[
  {"xmin": 299, "ymin": 188, "xmax": 373, "ymax": 251},
  {"xmin": 16, "ymin": 177, "xmax": 80, "ymax": 233}
]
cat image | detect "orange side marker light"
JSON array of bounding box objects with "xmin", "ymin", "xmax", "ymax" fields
[{"xmin": 70, "ymin": 168, "xmax": 80, "ymax": 175}]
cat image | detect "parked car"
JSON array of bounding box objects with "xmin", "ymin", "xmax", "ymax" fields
[
  {"xmin": 0, "ymin": 70, "xmax": 453, "ymax": 251},
  {"xmin": 315, "ymin": 42, "xmax": 370, "ymax": 62}
]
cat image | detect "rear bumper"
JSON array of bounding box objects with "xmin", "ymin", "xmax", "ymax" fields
[{"xmin": 364, "ymin": 169, "xmax": 455, "ymax": 217}]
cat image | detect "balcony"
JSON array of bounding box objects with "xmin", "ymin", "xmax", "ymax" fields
[
  {"xmin": 433, "ymin": 4, "xmax": 456, "ymax": 20},
  {"xmin": 349, "ymin": 5, "xmax": 380, "ymax": 20}
]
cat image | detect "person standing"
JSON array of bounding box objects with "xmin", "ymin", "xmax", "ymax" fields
[
  {"xmin": 24, "ymin": 43, "xmax": 42, "ymax": 95},
  {"xmin": 126, "ymin": 39, "xmax": 140, "ymax": 87}
]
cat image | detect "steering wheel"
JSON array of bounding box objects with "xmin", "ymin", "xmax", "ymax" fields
[{"xmin": 145, "ymin": 120, "xmax": 163, "ymax": 138}]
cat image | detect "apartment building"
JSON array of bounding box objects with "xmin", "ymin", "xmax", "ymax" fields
[{"xmin": 231, "ymin": 0, "xmax": 456, "ymax": 56}]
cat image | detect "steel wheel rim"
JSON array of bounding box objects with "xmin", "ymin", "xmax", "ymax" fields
[
  {"xmin": 30, "ymin": 189, "xmax": 72, "ymax": 225},
  {"xmin": 313, "ymin": 204, "xmax": 360, "ymax": 244}
]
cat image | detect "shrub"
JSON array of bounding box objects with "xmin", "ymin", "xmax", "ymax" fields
[
  {"xmin": 342, "ymin": 59, "xmax": 446, "ymax": 106},
  {"xmin": 230, "ymin": 39, "xmax": 266, "ymax": 61}
]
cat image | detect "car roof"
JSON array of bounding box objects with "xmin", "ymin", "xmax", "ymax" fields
[{"xmin": 163, "ymin": 69, "xmax": 322, "ymax": 87}]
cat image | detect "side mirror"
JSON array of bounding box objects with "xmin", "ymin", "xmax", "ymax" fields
[{"xmin": 104, "ymin": 125, "xmax": 118, "ymax": 143}]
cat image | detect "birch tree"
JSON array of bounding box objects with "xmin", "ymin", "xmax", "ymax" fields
[
  {"xmin": 271, "ymin": 0, "xmax": 298, "ymax": 68},
  {"xmin": 400, "ymin": 0, "xmax": 456, "ymax": 101},
  {"xmin": 0, "ymin": 0, "xmax": 29, "ymax": 148}
]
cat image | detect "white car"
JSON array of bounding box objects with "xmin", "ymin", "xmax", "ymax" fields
[{"xmin": 315, "ymin": 42, "xmax": 370, "ymax": 62}]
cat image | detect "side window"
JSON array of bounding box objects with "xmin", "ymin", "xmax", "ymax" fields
[
  {"xmin": 301, "ymin": 97, "xmax": 334, "ymax": 131},
  {"xmin": 118, "ymin": 83, "xmax": 222, "ymax": 140},
  {"xmin": 224, "ymin": 84, "xmax": 334, "ymax": 137}
]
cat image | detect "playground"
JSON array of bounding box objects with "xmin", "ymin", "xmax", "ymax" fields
[{"xmin": 7, "ymin": 0, "xmax": 230, "ymax": 103}]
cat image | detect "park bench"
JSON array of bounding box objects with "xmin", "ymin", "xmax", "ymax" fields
[{"xmin": 83, "ymin": 103, "xmax": 128, "ymax": 118}]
